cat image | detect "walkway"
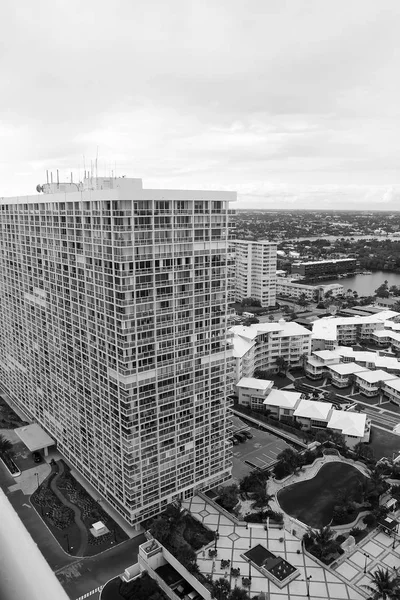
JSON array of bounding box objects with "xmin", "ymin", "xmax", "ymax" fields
[
  {"xmin": 50, "ymin": 460, "xmax": 89, "ymax": 556},
  {"xmin": 332, "ymin": 516, "xmax": 400, "ymax": 597},
  {"xmin": 184, "ymin": 495, "xmax": 366, "ymax": 599}
]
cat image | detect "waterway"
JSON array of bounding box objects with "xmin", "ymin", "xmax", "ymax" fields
[{"xmin": 322, "ymin": 270, "xmax": 400, "ymax": 297}]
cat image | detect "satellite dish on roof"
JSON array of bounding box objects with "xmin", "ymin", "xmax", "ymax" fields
[{"xmin": 36, "ymin": 184, "xmax": 44, "ymax": 193}]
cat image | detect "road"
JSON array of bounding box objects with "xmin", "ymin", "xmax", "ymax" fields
[{"xmin": 56, "ymin": 534, "xmax": 146, "ymax": 600}]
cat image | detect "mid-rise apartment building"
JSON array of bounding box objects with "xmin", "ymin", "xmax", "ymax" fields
[
  {"xmin": 276, "ymin": 278, "xmax": 343, "ymax": 301},
  {"xmin": 232, "ymin": 240, "xmax": 277, "ymax": 307},
  {"xmin": 231, "ymin": 321, "xmax": 312, "ymax": 382},
  {"xmin": 292, "ymin": 258, "xmax": 357, "ymax": 278},
  {"xmin": 0, "ymin": 176, "xmax": 235, "ymax": 525}
]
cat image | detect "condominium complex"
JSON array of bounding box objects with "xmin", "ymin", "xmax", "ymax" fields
[
  {"xmin": 231, "ymin": 240, "xmax": 277, "ymax": 307},
  {"xmin": 311, "ymin": 310, "xmax": 400, "ymax": 350},
  {"xmin": 276, "ymin": 278, "xmax": 344, "ymax": 301},
  {"xmin": 292, "ymin": 258, "xmax": 357, "ymax": 278},
  {"xmin": 0, "ymin": 176, "xmax": 235, "ymax": 526},
  {"xmin": 231, "ymin": 321, "xmax": 312, "ymax": 382}
]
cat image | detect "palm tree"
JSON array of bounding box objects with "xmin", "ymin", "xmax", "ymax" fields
[
  {"xmin": 363, "ymin": 566, "xmax": 400, "ymax": 599},
  {"xmin": 0, "ymin": 434, "xmax": 12, "ymax": 456}
]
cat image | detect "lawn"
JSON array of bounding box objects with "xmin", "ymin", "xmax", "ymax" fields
[
  {"xmin": 0, "ymin": 396, "xmax": 27, "ymax": 428},
  {"xmin": 277, "ymin": 463, "xmax": 368, "ymax": 528},
  {"xmin": 369, "ymin": 427, "xmax": 400, "ymax": 460}
]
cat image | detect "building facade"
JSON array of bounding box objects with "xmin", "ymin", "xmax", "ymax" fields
[
  {"xmin": 276, "ymin": 278, "xmax": 344, "ymax": 301},
  {"xmin": 231, "ymin": 321, "xmax": 312, "ymax": 382},
  {"xmin": 0, "ymin": 176, "xmax": 235, "ymax": 525},
  {"xmin": 292, "ymin": 258, "xmax": 357, "ymax": 278},
  {"xmin": 232, "ymin": 240, "xmax": 277, "ymax": 307}
]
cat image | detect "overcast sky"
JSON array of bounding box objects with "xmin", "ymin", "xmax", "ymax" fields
[{"xmin": 1, "ymin": 0, "xmax": 400, "ymax": 209}]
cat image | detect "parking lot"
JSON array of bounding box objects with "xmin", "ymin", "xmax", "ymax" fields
[{"xmin": 231, "ymin": 425, "xmax": 292, "ymax": 479}]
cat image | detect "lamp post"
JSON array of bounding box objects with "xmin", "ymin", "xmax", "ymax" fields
[
  {"xmin": 305, "ymin": 575, "xmax": 312, "ymax": 599},
  {"xmin": 64, "ymin": 533, "xmax": 70, "ymax": 553},
  {"xmin": 36, "ymin": 472, "xmax": 40, "ymax": 489},
  {"xmin": 363, "ymin": 552, "xmax": 370, "ymax": 574},
  {"xmin": 214, "ymin": 530, "xmax": 219, "ymax": 551}
]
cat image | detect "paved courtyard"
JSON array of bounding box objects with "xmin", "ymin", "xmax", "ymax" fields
[
  {"xmin": 184, "ymin": 495, "xmax": 366, "ymax": 600},
  {"xmin": 333, "ymin": 525, "xmax": 400, "ymax": 597}
]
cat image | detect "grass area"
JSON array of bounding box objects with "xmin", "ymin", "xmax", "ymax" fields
[
  {"xmin": 277, "ymin": 463, "xmax": 368, "ymax": 528},
  {"xmin": 268, "ymin": 374, "xmax": 292, "ymax": 389},
  {"xmin": 380, "ymin": 401, "xmax": 400, "ymax": 414},
  {"xmin": 369, "ymin": 427, "xmax": 400, "ymax": 460}
]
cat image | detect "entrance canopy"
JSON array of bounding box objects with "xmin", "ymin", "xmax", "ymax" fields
[{"xmin": 14, "ymin": 424, "xmax": 54, "ymax": 452}]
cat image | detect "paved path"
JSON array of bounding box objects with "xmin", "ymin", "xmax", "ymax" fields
[
  {"xmin": 50, "ymin": 461, "xmax": 89, "ymax": 557},
  {"xmin": 185, "ymin": 494, "xmax": 366, "ymax": 599}
]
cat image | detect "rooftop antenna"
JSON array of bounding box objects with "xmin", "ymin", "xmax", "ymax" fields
[
  {"xmin": 57, "ymin": 169, "xmax": 59, "ymax": 188},
  {"xmin": 51, "ymin": 172, "xmax": 53, "ymax": 184},
  {"xmin": 96, "ymin": 146, "xmax": 99, "ymax": 186},
  {"xmin": 71, "ymin": 172, "xmax": 73, "ymax": 183},
  {"xmin": 46, "ymin": 170, "xmax": 49, "ymax": 184}
]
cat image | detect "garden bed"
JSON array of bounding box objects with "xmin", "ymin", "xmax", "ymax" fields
[
  {"xmin": 0, "ymin": 453, "xmax": 21, "ymax": 477},
  {"xmin": 55, "ymin": 463, "xmax": 128, "ymax": 555},
  {"xmin": 0, "ymin": 396, "xmax": 28, "ymax": 429}
]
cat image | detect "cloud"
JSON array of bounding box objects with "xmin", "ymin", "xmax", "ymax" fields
[{"xmin": 0, "ymin": 0, "xmax": 400, "ymax": 206}]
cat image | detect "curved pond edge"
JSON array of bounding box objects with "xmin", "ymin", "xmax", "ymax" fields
[{"xmin": 272, "ymin": 455, "xmax": 371, "ymax": 530}]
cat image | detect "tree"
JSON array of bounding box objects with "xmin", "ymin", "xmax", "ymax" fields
[
  {"xmin": 211, "ymin": 577, "xmax": 231, "ymax": 600},
  {"xmin": 363, "ymin": 566, "xmax": 400, "ymax": 599},
  {"xmin": 353, "ymin": 442, "xmax": 375, "ymax": 462},
  {"xmin": 229, "ymin": 588, "xmax": 251, "ymax": 600},
  {"xmin": 275, "ymin": 356, "xmax": 289, "ymax": 375},
  {"xmin": 0, "ymin": 434, "xmax": 12, "ymax": 456},
  {"xmin": 241, "ymin": 298, "xmax": 261, "ymax": 308},
  {"xmin": 218, "ymin": 484, "xmax": 239, "ymax": 511},
  {"xmin": 149, "ymin": 517, "xmax": 171, "ymax": 545},
  {"xmin": 375, "ymin": 281, "xmax": 390, "ymax": 298}
]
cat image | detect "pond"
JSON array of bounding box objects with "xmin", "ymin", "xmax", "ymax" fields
[{"xmin": 277, "ymin": 462, "xmax": 368, "ymax": 528}]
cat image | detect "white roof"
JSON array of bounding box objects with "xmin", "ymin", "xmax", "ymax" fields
[
  {"xmin": 355, "ymin": 369, "xmax": 398, "ymax": 384},
  {"xmin": 327, "ymin": 410, "xmax": 367, "ymax": 438},
  {"xmin": 237, "ymin": 377, "xmax": 273, "ymax": 391},
  {"xmin": 328, "ymin": 363, "xmax": 368, "ymax": 375},
  {"xmin": 313, "ymin": 350, "xmax": 342, "ymax": 361},
  {"xmin": 263, "ymin": 389, "xmax": 302, "ymax": 410},
  {"xmin": 312, "ymin": 311, "xmax": 400, "ymax": 342},
  {"xmin": 15, "ymin": 424, "xmax": 54, "ymax": 452},
  {"xmin": 383, "ymin": 378, "xmax": 400, "ymax": 392},
  {"xmin": 230, "ymin": 321, "xmax": 311, "ymax": 341},
  {"xmin": 293, "ymin": 399, "xmax": 333, "ymax": 421},
  {"xmin": 375, "ymin": 356, "xmax": 400, "ymax": 370},
  {"xmin": 232, "ymin": 336, "xmax": 255, "ymax": 358}
]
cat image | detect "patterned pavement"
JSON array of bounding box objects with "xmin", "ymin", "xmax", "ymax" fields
[
  {"xmin": 184, "ymin": 495, "xmax": 366, "ymax": 600},
  {"xmin": 333, "ymin": 525, "xmax": 400, "ymax": 596}
]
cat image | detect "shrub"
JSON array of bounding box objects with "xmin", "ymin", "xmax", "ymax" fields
[
  {"xmin": 335, "ymin": 534, "xmax": 346, "ymax": 544},
  {"xmin": 349, "ymin": 527, "xmax": 363, "ymax": 539}
]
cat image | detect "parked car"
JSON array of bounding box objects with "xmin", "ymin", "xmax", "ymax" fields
[
  {"xmin": 32, "ymin": 451, "xmax": 42, "ymax": 463},
  {"xmin": 230, "ymin": 437, "xmax": 239, "ymax": 445},
  {"xmin": 242, "ymin": 430, "xmax": 253, "ymax": 439},
  {"xmin": 233, "ymin": 433, "xmax": 246, "ymax": 443}
]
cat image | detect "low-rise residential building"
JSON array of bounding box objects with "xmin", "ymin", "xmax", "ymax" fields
[
  {"xmin": 327, "ymin": 411, "xmax": 371, "ymax": 447},
  {"xmin": 263, "ymin": 389, "xmax": 302, "ymax": 420},
  {"xmin": 354, "ymin": 369, "xmax": 398, "ymax": 397},
  {"xmin": 231, "ymin": 321, "xmax": 312, "ymax": 382},
  {"xmin": 276, "ymin": 278, "xmax": 343, "ymax": 301},
  {"xmin": 261, "ymin": 391, "xmax": 371, "ymax": 447},
  {"xmin": 236, "ymin": 377, "xmax": 274, "ymax": 410},
  {"xmin": 382, "ymin": 379, "xmax": 400, "ymax": 406},
  {"xmin": 293, "ymin": 399, "xmax": 333, "ymax": 430},
  {"xmin": 311, "ymin": 310, "xmax": 400, "ymax": 350},
  {"xmin": 327, "ymin": 362, "xmax": 369, "ymax": 388}
]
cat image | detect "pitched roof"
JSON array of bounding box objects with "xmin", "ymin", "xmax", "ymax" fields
[
  {"xmin": 327, "ymin": 410, "xmax": 367, "ymax": 438},
  {"xmin": 237, "ymin": 377, "xmax": 274, "ymax": 391},
  {"xmin": 293, "ymin": 399, "xmax": 333, "ymax": 421},
  {"xmin": 263, "ymin": 389, "xmax": 302, "ymax": 410}
]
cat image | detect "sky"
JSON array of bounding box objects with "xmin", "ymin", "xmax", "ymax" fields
[{"xmin": 1, "ymin": 0, "xmax": 400, "ymax": 209}]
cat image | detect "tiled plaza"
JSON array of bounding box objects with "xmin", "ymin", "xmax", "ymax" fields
[
  {"xmin": 333, "ymin": 527, "xmax": 400, "ymax": 596},
  {"xmin": 184, "ymin": 495, "xmax": 366, "ymax": 599}
]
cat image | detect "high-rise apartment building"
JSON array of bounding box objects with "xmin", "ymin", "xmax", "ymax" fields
[
  {"xmin": 0, "ymin": 176, "xmax": 235, "ymax": 525},
  {"xmin": 232, "ymin": 240, "xmax": 277, "ymax": 307}
]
